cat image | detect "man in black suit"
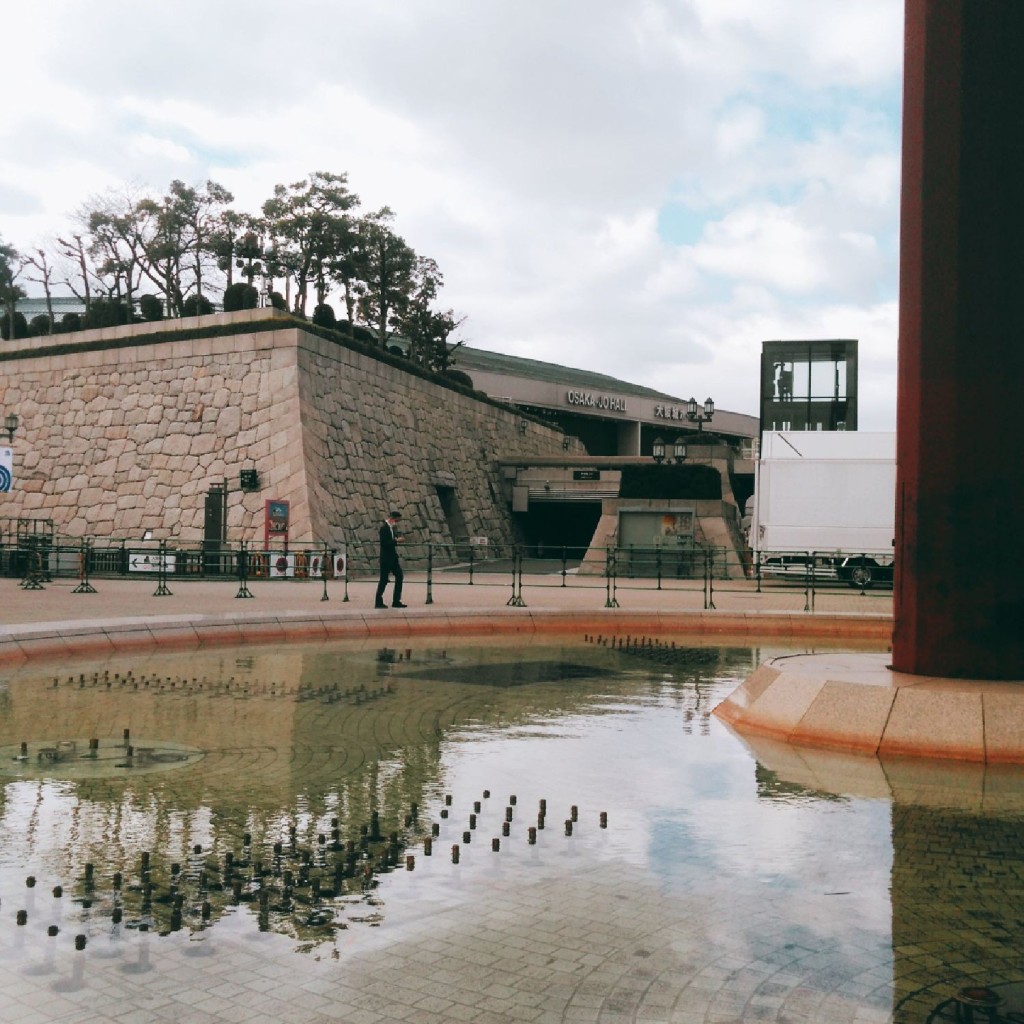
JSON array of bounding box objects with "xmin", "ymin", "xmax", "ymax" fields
[{"xmin": 375, "ymin": 511, "xmax": 406, "ymax": 608}]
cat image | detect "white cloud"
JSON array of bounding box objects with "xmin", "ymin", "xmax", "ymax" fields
[{"xmin": 2, "ymin": 0, "xmax": 904, "ymax": 430}]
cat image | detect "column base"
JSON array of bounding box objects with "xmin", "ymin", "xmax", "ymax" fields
[{"xmin": 713, "ymin": 652, "xmax": 1024, "ymax": 764}]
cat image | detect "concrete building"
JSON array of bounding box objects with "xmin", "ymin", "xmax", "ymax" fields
[{"xmin": 449, "ymin": 344, "xmax": 758, "ymax": 459}]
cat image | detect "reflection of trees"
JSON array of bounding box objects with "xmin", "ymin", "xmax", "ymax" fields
[{"xmin": 1, "ymin": 638, "xmax": 759, "ymax": 952}]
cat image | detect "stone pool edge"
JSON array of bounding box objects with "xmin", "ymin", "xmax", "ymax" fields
[{"xmin": 0, "ymin": 607, "xmax": 892, "ymax": 666}]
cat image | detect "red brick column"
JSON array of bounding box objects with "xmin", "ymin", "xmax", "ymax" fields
[{"xmin": 894, "ymin": 0, "xmax": 1024, "ymax": 677}]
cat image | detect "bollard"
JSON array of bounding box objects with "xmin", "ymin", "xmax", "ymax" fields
[
  {"xmin": 565, "ymin": 820, "xmax": 573, "ymax": 836},
  {"xmin": 505, "ymin": 806, "xmax": 513, "ymax": 822},
  {"xmin": 473, "ymin": 801, "xmax": 481, "ymax": 813},
  {"xmin": 451, "ymin": 845, "xmax": 460, "ymax": 864},
  {"xmin": 424, "ymin": 837, "xmax": 433, "ymax": 856},
  {"xmin": 469, "ymin": 814, "xmax": 477, "ymax": 830},
  {"xmin": 431, "ymin": 822, "xmax": 440, "ymax": 837},
  {"xmin": 75, "ymin": 934, "xmax": 87, "ymax": 950},
  {"xmin": 406, "ymin": 855, "xmax": 415, "ymax": 871},
  {"xmin": 528, "ymin": 827, "xmax": 537, "ymax": 845},
  {"xmin": 492, "ymin": 838, "xmax": 500, "ymax": 852},
  {"xmin": 502, "ymin": 821, "xmax": 510, "ymax": 837},
  {"xmin": 462, "ymin": 831, "xmax": 471, "ymax": 844},
  {"xmin": 600, "ymin": 811, "xmax": 608, "ymax": 828},
  {"xmin": 570, "ymin": 805, "xmax": 578, "ymax": 822}
]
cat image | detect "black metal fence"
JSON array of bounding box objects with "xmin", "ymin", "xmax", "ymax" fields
[{"xmin": 0, "ymin": 526, "xmax": 893, "ymax": 611}]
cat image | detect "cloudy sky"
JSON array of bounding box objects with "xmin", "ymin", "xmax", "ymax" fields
[{"xmin": 2, "ymin": 0, "xmax": 904, "ymax": 428}]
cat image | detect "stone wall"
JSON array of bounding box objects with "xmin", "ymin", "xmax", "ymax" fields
[{"xmin": 0, "ymin": 313, "xmax": 577, "ymax": 562}]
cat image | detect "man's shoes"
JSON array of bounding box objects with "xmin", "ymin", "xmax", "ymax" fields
[
  {"xmin": 374, "ymin": 602, "xmax": 387, "ymax": 609},
  {"xmin": 392, "ymin": 602, "xmax": 408, "ymax": 609}
]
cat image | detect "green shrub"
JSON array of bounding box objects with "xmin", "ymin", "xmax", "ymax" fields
[
  {"xmin": 182, "ymin": 293, "xmax": 215, "ymax": 316},
  {"xmin": 223, "ymin": 282, "xmax": 259, "ymax": 312},
  {"xmin": 83, "ymin": 299, "xmax": 130, "ymax": 329},
  {"xmin": 312, "ymin": 303, "xmax": 336, "ymax": 328},
  {"xmin": 1, "ymin": 311, "xmax": 29, "ymax": 339},
  {"xmin": 139, "ymin": 294, "xmax": 164, "ymax": 321},
  {"xmin": 28, "ymin": 314, "xmax": 52, "ymax": 336},
  {"xmin": 443, "ymin": 369, "xmax": 474, "ymax": 388}
]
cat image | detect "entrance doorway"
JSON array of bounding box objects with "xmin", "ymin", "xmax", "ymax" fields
[{"xmin": 203, "ymin": 482, "xmax": 227, "ymax": 574}]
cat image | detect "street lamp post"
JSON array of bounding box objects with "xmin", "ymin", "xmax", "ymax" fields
[{"xmin": 686, "ymin": 397, "xmax": 715, "ymax": 434}]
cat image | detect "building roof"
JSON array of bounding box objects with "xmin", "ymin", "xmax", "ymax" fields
[{"xmin": 452, "ymin": 345, "xmax": 706, "ymax": 404}]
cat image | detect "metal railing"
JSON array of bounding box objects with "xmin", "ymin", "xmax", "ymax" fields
[{"xmin": 1, "ymin": 533, "xmax": 893, "ymax": 611}]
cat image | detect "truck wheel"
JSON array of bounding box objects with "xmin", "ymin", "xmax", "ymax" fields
[{"xmin": 848, "ymin": 562, "xmax": 874, "ymax": 589}]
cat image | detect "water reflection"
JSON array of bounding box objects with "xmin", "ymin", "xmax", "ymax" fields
[
  {"xmin": 738, "ymin": 732, "xmax": 1024, "ymax": 1022},
  {"xmin": 0, "ymin": 636, "xmax": 1022, "ymax": 1023}
]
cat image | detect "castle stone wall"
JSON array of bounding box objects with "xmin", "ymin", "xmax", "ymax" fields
[{"xmin": 0, "ymin": 314, "xmax": 575, "ymax": 560}]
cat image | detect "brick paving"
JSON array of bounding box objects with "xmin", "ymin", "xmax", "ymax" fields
[{"xmin": 5, "ymin": 573, "xmax": 1020, "ymax": 1024}]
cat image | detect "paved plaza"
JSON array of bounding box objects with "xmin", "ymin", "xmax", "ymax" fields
[{"xmin": 5, "ymin": 572, "xmax": 1020, "ymax": 1024}]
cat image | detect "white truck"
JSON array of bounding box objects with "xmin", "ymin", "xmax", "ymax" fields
[{"xmin": 749, "ymin": 431, "xmax": 896, "ymax": 588}]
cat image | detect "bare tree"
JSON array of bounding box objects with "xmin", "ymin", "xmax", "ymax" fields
[
  {"xmin": 23, "ymin": 247, "xmax": 58, "ymax": 333},
  {"xmin": 55, "ymin": 233, "xmax": 93, "ymax": 311}
]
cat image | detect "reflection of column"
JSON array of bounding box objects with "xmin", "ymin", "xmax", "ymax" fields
[
  {"xmin": 894, "ymin": 0, "xmax": 1024, "ymax": 677},
  {"xmin": 890, "ymin": 793, "xmax": 1024, "ymax": 1022}
]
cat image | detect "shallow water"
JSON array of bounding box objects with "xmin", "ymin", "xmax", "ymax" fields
[{"xmin": 1, "ymin": 635, "xmax": 1022, "ymax": 1023}]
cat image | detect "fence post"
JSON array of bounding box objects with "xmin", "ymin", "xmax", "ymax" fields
[
  {"xmin": 426, "ymin": 543, "xmax": 434, "ymax": 605},
  {"xmin": 154, "ymin": 540, "xmax": 172, "ymax": 596},
  {"xmin": 321, "ymin": 543, "xmax": 330, "ymax": 602},
  {"xmin": 655, "ymin": 546, "xmax": 663, "ymax": 591},
  {"xmin": 468, "ymin": 545, "xmax": 474, "ymax": 585},
  {"xmin": 707, "ymin": 549, "xmax": 716, "ymax": 610},
  {"xmin": 20, "ymin": 547, "xmax": 46, "ymax": 590},
  {"xmin": 236, "ymin": 540, "xmax": 253, "ymax": 599},
  {"xmin": 72, "ymin": 538, "xmax": 97, "ymax": 594},
  {"xmin": 506, "ymin": 548, "xmax": 526, "ymax": 607},
  {"xmin": 561, "ymin": 546, "xmax": 568, "ymax": 587},
  {"xmin": 804, "ymin": 553, "xmax": 811, "ymax": 613}
]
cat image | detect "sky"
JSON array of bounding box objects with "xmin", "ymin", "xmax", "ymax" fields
[{"xmin": 1, "ymin": 0, "xmax": 904, "ymax": 429}]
